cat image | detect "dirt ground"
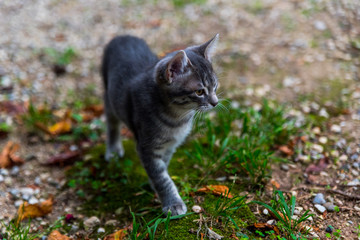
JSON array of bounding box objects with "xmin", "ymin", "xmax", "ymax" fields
[{"xmin": 1, "ymin": 0, "xmax": 360, "ymax": 239}]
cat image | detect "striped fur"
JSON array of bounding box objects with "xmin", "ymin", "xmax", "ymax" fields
[{"xmin": 102, "ymin": 34, "xmax": 219, "ymax": 216}]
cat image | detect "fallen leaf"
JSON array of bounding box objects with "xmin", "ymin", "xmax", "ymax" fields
[
  {"xmin": 17, "ymin": 196, "xmax": 54, "ymax": 223},
  {"xmin": 0, "ymin": 141, "xmax": 24, "ymax": 168},
  {"xmin": 45, "ymin": 150, "xmax": 82, "ymax": 165},
  {"xmin": 48, "ymin": 230, "xmax": 71, "ymax": 240},
  {"xmin": 0, "ymin": 101, "xmax": 27, "ymax": 116},
  {"xmin": 270, "ymin": 179, "xmax": 280, "ymax": 189},
  {"xmin": 250, "ymin": 222, "xmax": 280, "ymax": 235},
  {"xmin": 48, "ymin": 117, "xmax": 72, "ymax": 135},
  {"xmin": 103, "ymin": 229, "xmax": 127, "ymax": 240},
  {"xmin": 279, "ymin": 145, "xmax": 294, "ymax": 156},
  {"xmin": 197, "ymin": 185, "xmax": 233, "ymax": 198},
  {"xmin": 305, "ymin": 157, "xmax": 329, "ymax": 174}
]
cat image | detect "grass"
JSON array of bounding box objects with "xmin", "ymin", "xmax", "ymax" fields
[
  {"xmin": 1, "ymin": 217, "xmax": 64, "ymax": 240},
  {"xmin": 44, "ymin": 47, "xmax": 76, "ymax": 67},
  {"xmin": 62, "ymin": 97, "xmax": 300, "ymax": 238},
  {"xmin": 187, "ymin": 99, "xmax": 297, "ymax": 189},
  {"xmin": 253, "ymin": 191, "xmax": 313, "ymax": 239}
]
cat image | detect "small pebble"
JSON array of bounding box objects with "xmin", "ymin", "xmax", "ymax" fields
[
  {"xmin": 353, "ymin": 162, "xmax": 360, "ymax": 169},
  {"xmin": 319, "ymin": 136, "xmax": 327, "ymax": 144},
  {"xmin": 312, "ymin": 144, "xmax": 324, "ymax": 153},
  {"xmin": 354, "ymin": 206, "xmax": 360, "ymax": 211},
  {"xmin": 314, "ymin": 20, "xmax": 327, "ymax": 31},
  {"xmin": 313, "ymin": 193, "xmax": 326, "ymax": 205},
  {"xmin": 281, "ymin": 164, "xmax": 289, "ymax": 171},
  {"xmin": 323, "ymin": 202, "xmax": 336, "ymax": 212},
  {"xmin": 97, "ymin": 227, "xmax": 105, "ymax": 233},
  {"xmin": 84, "ymin": 216, "xmax": 100, "ymax": 230},
  {"xmin": 339, "ymin": 155, "xmax": 348, "ymax": 161},
  {"xmin": 28, "ymin": 197, "xmax": 39, "ymax": 205},
  {"xmin": 192, "ymin": 205, "xmax": 202, "ymax": 213},
  {"xmin": 352, "ymin": 169, "xmax": 359, "ymax": 176},
  {"xmin": 35, "ymin": 176, "xmax": 42, "ymax": 185},
  {"xmin": 351, "ymin": 154, "xmax": 359, "ymax": 161},
  {"xmin": 215, "ymin": 176, "xmax": 226, "ymax": 182},
  {"xmin": 325, "ymin": 225, "xmax": 333, "ymax": 233},
  {"xmin": 347, "ymin": 179, "xmax": 360, "ymax": 186},
  {"xmin": 330, "ymin": 124, "xmax": 341, "ymax": 133},
  {"xmin": 11, "ymin": 166, "xmax": 20, "ymax": 175},
  {"xmin": 263, "ymin": 209, "xmax": 269, "ymax": 215},
  {"xmin": 0, "ymin": 169, "xmax": 9, "ymax": 175},
  {"xmin": 14, "ymin": 200, "xmax": 24, "ymax": 207},
  {"xmin": 0, "ymin": 175, "xmax": 4, "ymax": 182},
  {"xmin": 266, "ymin": 219, "xmax": 276, "ymax": 225},
  {"xmin": 105, "ymin": 219, "xmax": 119, "ymax": 226},
  {"xmin": 348, "ymin": 220, "xmax": 353, "ymax": 225},
  {"xmin": 314, "ymin": 204, "xmax": 326, "ymax": 213}
]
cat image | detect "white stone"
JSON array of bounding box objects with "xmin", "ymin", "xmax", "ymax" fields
[
  {"xmin": 84, "ymin": 216, "xmax": 100, "ymax": 230},
  {"xmin": 192, "ymin": 205, "xmax": 202, "ymax": 213},
  {"xmin": 263, "ymin": 209, "xmax": 269, "ymax": 215},
  {"xmin": 314, "ymin": 20, "xmax": 327, "ymax": 31},
  {"xmin": 339, "ymin": 155, "xmax": 348, "ymax": 161},
  {"xmin": 312, "ymin": 144, "xmax": 324, "ymax": 153},
  {"xmin": 314, "ymin": 204, "xmax": 326, "ymax": 213},
  {"xmin": 97, "ymin": 227, "xmax": 105, "ymax": 233},
  {"xmin": 319, "ymin": 136, "xmax": 328, "ymax": 144},
  {"xmin": 330, "ymin": 124, "xmax": 341, "ymax": 133}
]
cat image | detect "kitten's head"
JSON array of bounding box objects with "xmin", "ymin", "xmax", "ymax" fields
[{"xmin": 156, "ymin": 34, "xmax": 219, "ymax": 112}]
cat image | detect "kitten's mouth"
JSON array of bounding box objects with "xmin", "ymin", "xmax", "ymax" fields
[{"xmin": 197, "ymin": 105, "xmax": 214, "ymax": 112}]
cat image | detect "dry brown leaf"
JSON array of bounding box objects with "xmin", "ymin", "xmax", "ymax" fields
[
  {"xmin": 48, "ymin": 230, "xmax": 71, "ymax": 240},
  {"xmin": 270, "ymin": 179, "xmax": 280, "ymax": 189},
  {"xmin": 197, "ymin": 185, "xmax": 233, "ymax": 198},
  {"xmin": 103, "ymin": 229, "xmax": 127, "ymax": 240},
  {"xmin": 253, "ymin": 222, "xmax": 280, "ymax": 235},
  {"xmin": 278, "ymin": 145, "xmax": 294, "ymax": 156},
  {"xmin": 17, "ymin": 196, "xmax": 54, "ymax": 223},
  {"xmin": 0, "ymin": 141, "xmax": 24, "ymax": 168}
]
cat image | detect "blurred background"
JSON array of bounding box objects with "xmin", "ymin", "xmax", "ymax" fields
[{"xmin": 1, "ymin": 0, "xmax": 359, "ymax": 106}]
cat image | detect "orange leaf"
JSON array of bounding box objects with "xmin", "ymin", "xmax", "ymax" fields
[
  {"xmin": 48, "ymin": 230, "xmax": 71, "ymax": 240},
  {"xmin": 17, "ymin": 196, "xmax": 54, "ymax": 223},
  {"xmin": 48, "ymin": 119, "xmax": 72, "ymax": 135},
  {"xmin": 0, "ymin": 141, "xmax": 24, "ymax": 168},
  {"xmin": 197, "ymin": 185, "xmax": 233, "ymax": 198},
  {"xmin": 253, "ymin": 222, "xmax": 280, "ymax": 235},
  {"xmin": 270, "ymin": 179, "xmax": 280, "ymax": 189},
  {"xmin": 279, "ymin": 145, "xmax": 294, "ymax": 156},
  {"xmin": 103, "ymin": 229, "xmax": 127, "ymax": 240}
]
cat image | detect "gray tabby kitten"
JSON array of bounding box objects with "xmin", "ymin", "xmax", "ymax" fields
[{"xmin": 101, "ymin": 34, "xmax": 219, "ymax": 216}]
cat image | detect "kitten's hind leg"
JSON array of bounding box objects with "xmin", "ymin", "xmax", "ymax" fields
[{"xmin": 105, "ymin": 109, "xmax": 125, "ymax": 161}]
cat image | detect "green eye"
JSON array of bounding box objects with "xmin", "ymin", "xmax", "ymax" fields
[{"xmin": 195, "ymin": 89, "xmax": 204, "ymax": 96}]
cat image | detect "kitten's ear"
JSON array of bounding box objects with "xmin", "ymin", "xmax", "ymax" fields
[
  {"xmin": 197, "ymin": 34, "xmax": 219, "ymax": 62},
  {"xmin": 166, "ymin": 50, "xmax": 190, "ymax": 84}
]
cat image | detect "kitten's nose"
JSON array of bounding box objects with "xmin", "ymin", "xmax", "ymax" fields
[{"xmin": 210, "ymin": 95, "xmax": 218, "ymax": 107}]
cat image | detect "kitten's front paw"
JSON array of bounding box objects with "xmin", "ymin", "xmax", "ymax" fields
[{"xmin": 163, "ymin": 201, "xmax": 187, "ymax": 216}]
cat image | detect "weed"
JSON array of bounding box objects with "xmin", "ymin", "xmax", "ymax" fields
[
  {"xmin": 187, "ymin": 99, "xmax": 297, "ymax": 188},
  {"xmin": 171, "ymin": 0, "xmax": 206, "ymax": 8},
  {"xmin": 213, "ymin": 185, "xmax": 247, "ymax": 230},
  {"xmin": 1, "ymin": 217, "xmax": 64, "ymax": 240},
  {"xmin": 253, "ymin": 190, "xmax": 313, "ymax": 239},
  {"xmin": 22, "ymin": 102, "xmax": 53, "ymax": 133},
  {"xmin": 129, "ymin": 211, "xmax": 190, "ymax": 240},
  {"xmin": 247, "ymin": 0, "xmax": 265, "ymax": 15},
  {"xmin": 44, "ymin": 47, "xmax": 76, "ymax": 67}
]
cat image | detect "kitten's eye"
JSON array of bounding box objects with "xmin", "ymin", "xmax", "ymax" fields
[{"xmin": 195, "ymin": 89, "xmax": 205, "ymax": 96}]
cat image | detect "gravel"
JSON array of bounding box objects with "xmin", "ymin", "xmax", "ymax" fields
[{"xmin": 313, "ymin": 193, "xmax": 326, "ymax": 205}]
